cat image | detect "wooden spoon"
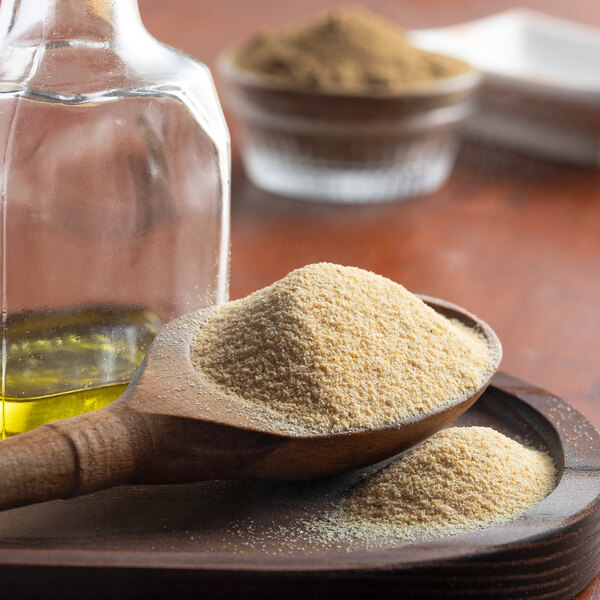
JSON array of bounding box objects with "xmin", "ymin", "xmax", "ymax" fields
[{"xmin": 0, "ymin": 297, "xmax": 501, "ymax": 512}]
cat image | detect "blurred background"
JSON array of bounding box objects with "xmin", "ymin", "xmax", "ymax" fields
[
  {"xmin": 135, "ymin": 0, "xmax": 600, "ymax": 428},
  {"xmin": 137, "ymin": 0, "xmax": 599, "ymax": 65}
]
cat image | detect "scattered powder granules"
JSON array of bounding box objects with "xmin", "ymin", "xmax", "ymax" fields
[
  {"xmin": 232, "ymin": 9, "xmax": 469, "ymax": 95},
  {"xmin": 192, "ymin": 263, "xmax": 495, "ymax": 433},
  {"xmin": 340, "ymin": 426, "xmax": 556, "ymax": 538}
]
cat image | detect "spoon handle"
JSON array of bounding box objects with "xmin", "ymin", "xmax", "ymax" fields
[{"xmin": 0, "ymin": 406, "xmax": 147, "ymax": 511}]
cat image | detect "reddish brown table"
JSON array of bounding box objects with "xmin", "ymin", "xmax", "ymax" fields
[{"xmin": 137, "ymin": 0, "xmax": 600, "ymax": 597}]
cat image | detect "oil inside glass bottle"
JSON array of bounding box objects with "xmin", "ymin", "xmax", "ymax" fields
[{"xmin": 1, "ymin": 305, "xmax": 162, "ymax": 438}]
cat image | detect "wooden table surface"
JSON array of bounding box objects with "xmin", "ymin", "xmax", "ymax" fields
[{"xmin": 136, "ymin": 0, "xmax": 600, "ymax": 597}]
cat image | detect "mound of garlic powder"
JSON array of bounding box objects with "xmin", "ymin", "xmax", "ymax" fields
[
  {"xmin": 192, "ymin": 263, "xmax": 494, "ymax": 433},
  {"xmin": 341, "ymin": 426, "xmax": 556, "ymax": 538}
]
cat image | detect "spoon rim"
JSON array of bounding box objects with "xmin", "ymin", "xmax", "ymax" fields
[{"xmin": 176, "ymin": 295, "xmax": 502, "ymax": 441}]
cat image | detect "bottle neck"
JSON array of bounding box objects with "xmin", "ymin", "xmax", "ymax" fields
[{"xmin": 0, "ymin": 0, "xmax": 145, "ymax": 45}]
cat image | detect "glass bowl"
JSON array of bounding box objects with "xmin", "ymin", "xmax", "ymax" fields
[{"xmin": 219, "ymin": 55, "xmax": 482, "ymax": 203}]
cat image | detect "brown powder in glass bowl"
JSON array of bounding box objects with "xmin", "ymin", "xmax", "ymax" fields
[{"xmin": 233, "ymin": 9, "xmax": 469, "ymax": 95}]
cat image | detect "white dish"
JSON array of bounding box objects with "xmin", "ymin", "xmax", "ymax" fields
[{"xmin": 410, "ymin": 9, "xmax": 600, "ymax": 166}]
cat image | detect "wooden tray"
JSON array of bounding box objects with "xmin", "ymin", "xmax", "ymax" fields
[{"xmin": 0, "ymin": 373, "xmax": 597, "ymax": 599}]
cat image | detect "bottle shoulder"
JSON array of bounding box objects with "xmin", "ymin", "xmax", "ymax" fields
[
  {"xmin": 0, "ymin": 36, "xmax": 230, "ymax": 147},
  {"xmin": 0, "ymin": 33, "xmax": 202, "ymax": 93}
]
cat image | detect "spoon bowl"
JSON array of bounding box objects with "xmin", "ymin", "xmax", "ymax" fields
[{"xmin": 0, "ymin": 297, "xmax": 501, "ymax": 511}]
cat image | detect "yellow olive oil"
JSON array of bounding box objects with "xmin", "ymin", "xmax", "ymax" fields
[{"xmin": 1, "ymin": 305, "xmax": 162, "ymax": 438}]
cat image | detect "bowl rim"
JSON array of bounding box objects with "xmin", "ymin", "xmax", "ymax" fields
[{"xmin": 217, "ymin": 51, "xmax": 483, "ymax": 101}]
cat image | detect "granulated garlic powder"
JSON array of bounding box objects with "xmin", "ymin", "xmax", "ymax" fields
[
  {"xmin": 192, "ymin": 263, "xmax": 495, "ymax": 433},
  {"xmin": 341, "ymin": 426, "xmax": 556, "ymax": 537}
]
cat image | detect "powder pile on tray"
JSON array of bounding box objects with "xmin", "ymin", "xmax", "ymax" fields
[
  {"xmin": 191, "ymin": 263, "xmax": 494, "ymax": 433},
  {"xmin": 232, "ymin": 9, "xmax": 469, "ymax": 94},
  {"xmin": 341, "ymin": 426, "xmax": 556, "ymax": 537}
]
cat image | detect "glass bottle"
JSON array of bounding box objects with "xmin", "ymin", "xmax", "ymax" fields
[{"xmin": 0, "ymin": 0, "xmax": 230, "ymax": 437}]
